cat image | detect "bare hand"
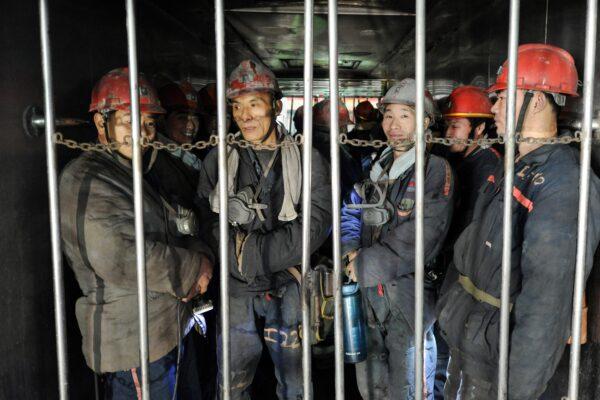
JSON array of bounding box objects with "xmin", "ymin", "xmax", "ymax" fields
[
  {"xmin": 183, "ymin": 255, "xmax": 213, "ymax": 302},
  {"xmin": 344, "ymin": 250, "xmax": 359, "ymax": 282},
  {"xmin": 345, "ymin": 259, "xmax": 357, "ymax": 282}
]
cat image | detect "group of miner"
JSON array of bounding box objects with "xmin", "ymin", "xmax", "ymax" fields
[{"xmin": 59, "ymin": 43, "xmax": 600, "ymax": 400}]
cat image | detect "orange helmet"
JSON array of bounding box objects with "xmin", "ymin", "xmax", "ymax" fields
[
  {"xmin": 158, "ymin": 81, "xmax": 198, "ymax": 113},
  {"xmin": 443, "ymin": 86, "xmax": 493, "ymax": 119},
  {"xmin": 227, "ymin": 60, "xmax": 282, "ymax": 100},
  {"xmin": 313, "ymin": 99, "xmax": 350, "ymax": 129},
  {"xmin": 89, "ymin": 67, "xmax": 165, "ymax": 114},
  {"xmin": 487, "ymin": 44, "xmax": 579, "ymax": 101}
]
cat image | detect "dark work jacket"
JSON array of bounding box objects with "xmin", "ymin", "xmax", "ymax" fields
[
  {"xmin": 355, "ymin": 152, "xmax": 455, "ymax": 332},
  {"xmin": 313, "ymin": 127, "xmax": 363, "ymax": 201},
  {"xmin": 148, "ymin": 150, "xmax": 199, "ymax": 211},
  {"xmin": 196, "ymin": 141, "xmax": 332, "ymax": 297},
  {"xmin": 437, "ymin": 148, "xmax": 502, "ymax": 284},
  {"xmin": 437, "ymin": 144, "xmax": 600, "ymax": 400},
  {"xmin": 59, "ymin": 151, "xmax": 213, "ymax": 373},
  {"xmin": 447, "ymin": 147, "xmax": 502, "ymax": 242}
]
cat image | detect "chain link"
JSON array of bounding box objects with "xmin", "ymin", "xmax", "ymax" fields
[
  {"xmin": 142, "ymin": 135, "xmax": 219, "ymax": 151},
  {"xmin": 339, "ymin": 131, "xmax": 587, "ymax": 148},
  {"xmin": 338, "ymin": 133, "xmax": 413, "ymax": 148},
  {"xmin": 424, "ymin": 132, "xmax": 505, "ymax": 148},
  {"xmin": 53, "ymin": 130, "xmax": 595, "ymax": 153},
  {"xmin": 53, "ymin": 133, "xmax": 126, "ymax": 152},
  {"xmin": 53, "ymin": 132, "xmax": 305, "ymax": 152},
  {"xmin": 226, "ymin": 133, "xmax": 304, "ymax": 150}
]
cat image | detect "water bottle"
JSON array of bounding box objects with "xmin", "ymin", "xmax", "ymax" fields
[{"xmin": 342, "ymin": 282, "xmax": 368, "ymax": 363}]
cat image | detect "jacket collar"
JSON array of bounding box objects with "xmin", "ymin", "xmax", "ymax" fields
[{"xmin": 517, "ymin": 143, "xmax": 561, "ymax": 166}]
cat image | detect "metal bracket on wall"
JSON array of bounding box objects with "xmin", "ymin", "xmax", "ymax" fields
[{"xmin": 22, "ymin": 104, "xmax": 88, "ymax": 138}]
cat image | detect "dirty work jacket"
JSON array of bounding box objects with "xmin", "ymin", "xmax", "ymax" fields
[
  {"xmin": 196, "ymin": 140, "xmax": 332, "ymax": 297},
  {"xmin": 437, "ymin": 147, "xmax": 502, "ymax": 287},
  {"xmin": 313, "ymin": 127, "xmax": 363, "ymax": 201},
  {"xmin": 59, "ymin": 151, "xmax": 213, "ymax": 373},
  {"xmin": 437, "ymin": 144, "xmax": 600, "ymax": 400},
  {"xmin": 345, "ymin": 151, "xmax": 454, "ymax": 331},
  {"xmin": 447, "ymin": 147, "xmax": 502, "ymax": 242}
]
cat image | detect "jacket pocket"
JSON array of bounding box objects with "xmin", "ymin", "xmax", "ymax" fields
[
  {"xmin": 463, "ymin": 303, "xmax": 500, "ymax": 362},
  {"xmin": 437, "ymin": 283, "xmax": 469, "ymax": 349}
]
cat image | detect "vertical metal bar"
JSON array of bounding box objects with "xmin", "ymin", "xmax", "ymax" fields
[
  {"xmin": 568, "ymin": 0, "xmax": 598, "ymax": 398},
  {"xmin": 498, "ymin": 0, "xmax": 520, "ymax": 398},
  {"xmin": 414, "ymin": 0, "xmax": 426, "ymax": 399},
  {"xmin": 289, "ymin": 97, "xmax": 295, "ymax": 134},
  {"xmin": 301, "ymin": 1, "xmax": 315, "ymax": 398},
  {"xmin": 39, "ymin": 1, "xmax": 69, "ymax": 398},
  {"xmin": 215, "ymin": 0, "xmax": 231, "ymax": 398},
  {"xmin": 125, "ymin": 0, "xmax": 150, "ymax": 398},
  {"xmin": 328, "ymin": 1, "xmax": 344, "ymax": 399}
]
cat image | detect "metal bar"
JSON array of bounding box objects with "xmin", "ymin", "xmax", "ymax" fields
[
  {"xmin": 39, "ymin": 1, "xmax": 69, "ymax": 398},
  {"xmin": 289, "ymin": 97, "xmax": 295, "ymax": 134},
  {"xmin": 497, "ymin": 0, "xmax": 520, "ymax": 398},
  {"xmin": 568, "ymin": 0, "xmax": 598, "ymax": 398},
  {"xmin": 215, "ymin": 0, "xmax": 231, "ymax": 398},
  {"xmin": 328, "ymin": 1, "xmax": 344, "ymax": 399},
  {"xmin": 301, "ymin": 0, "xmax": 315, "ymax": 398},
  {"xmin": 414, "ymin": 0, "xmax": 426, "ymax": 399},
  {"xmin": 125, "ymin": 0, "xmax": 150, "ymax": 398}
]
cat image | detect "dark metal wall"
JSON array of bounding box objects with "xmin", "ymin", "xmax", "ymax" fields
[
  {"xmin": 0, "ymin": 1, "xmax": 206, "ymax": 398},
  {"xmin": 0, "ymin": 1, "xmax": 54, "ymax": 396}
]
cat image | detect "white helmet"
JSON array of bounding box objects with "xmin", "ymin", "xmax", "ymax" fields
[{"xmin": 379, "ymin": 78, "xmax": 439, "ymax": 124}]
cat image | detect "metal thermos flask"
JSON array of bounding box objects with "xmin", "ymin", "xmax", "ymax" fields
[{"xmin": 342, "ymin": 282, "xmax": 368, "ymax": 363}]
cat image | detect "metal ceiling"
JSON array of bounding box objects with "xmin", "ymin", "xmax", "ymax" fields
[{"xmin": 143, "ymin": 0, "xmax": 598, "ymax": 108}]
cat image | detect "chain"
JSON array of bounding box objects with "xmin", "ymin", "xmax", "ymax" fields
[
  {"xmin": 338, "ymin": 133, "xmax": 413, "ymax": 148},
  {"xmin": 226, "ymin": 133, "xmax": 304, "ymax": 150},
  {"xmin": 424, "ymin": 132, "xmax": 505, "ymax": 148},
  {"xmin": 53, "ymin": 132, "xmax": 305, "ymax": 152},
  {"xmin": 142, "ymin": 135, "xmax": 219, "ymax": 151},
  {"xmin": 53, "ymin": 131, "xmax": 594, "ymax": 153},
  {"xmin": 339, "ymin": 131, "xmax": 587, "ymax": 148},
  {"xmin": 53, "ymin": 133, "xmax": 126, "ymax": 152},
  {"xmin": 53, "ymin": 133, "xmax": 220, "ymax": 152}
]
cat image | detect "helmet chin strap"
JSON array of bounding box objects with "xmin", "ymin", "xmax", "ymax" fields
[
  {"xmin": 101, "ymin": 111, "xmax": 113, "ymax": 146},
  {"xmin": 516, "ymin": 91, "xmax": 534, "ymax": 136},
  {"xmin": 459, "ymin": 123, "xmax": 480, "ymax": 157},
  {"xmin": 101, "ymin": 110, "xmax": 155, "ymax": 171},
  {"xmin": 257, "ymin": 98, "xmax": 279, "ymax": 144}
]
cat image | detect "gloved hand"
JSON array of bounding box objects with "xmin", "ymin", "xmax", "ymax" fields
[{"xmin": 341, "ymin": 189, "xmax": 363, "ymax": 255}]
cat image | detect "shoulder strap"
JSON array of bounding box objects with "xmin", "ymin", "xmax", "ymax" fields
[{"xmin": 252, "ymin": 148, "xmax": 280, "ymax": 203}]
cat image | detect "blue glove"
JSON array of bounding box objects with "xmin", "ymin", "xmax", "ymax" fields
[{"xmin": 341, "ymin": 189, "xmax": 363, "ymax": 254}]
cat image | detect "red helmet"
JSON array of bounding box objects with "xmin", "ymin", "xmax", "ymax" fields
[
  {"xmin": 313, "ymin": 99, "xmax": 350, "ymax": 128},
  {"xmin": 354, "ymin": 101, "xmax": 378, "ymax": 122},
  {"xmin": 443, "ymin": 86, "xmax": 493, "ymax": 119},
  {"xmin": 158, "ymin": 81, "xmax": 198, "ymax": 113},
  {"xmin": 487, "ymin": 44, "xmax": 579, "ymax": 97},
  {"xmin": 89, "ymin": 67, "xmax": 165, "ymax": 114},
  {"xmin": 227, "ymin": 60, "xmax": 282, "ymax": 100},
  {"xmin": 198, "ymin": 83, "xmax": 217, "ymax": 115}
]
